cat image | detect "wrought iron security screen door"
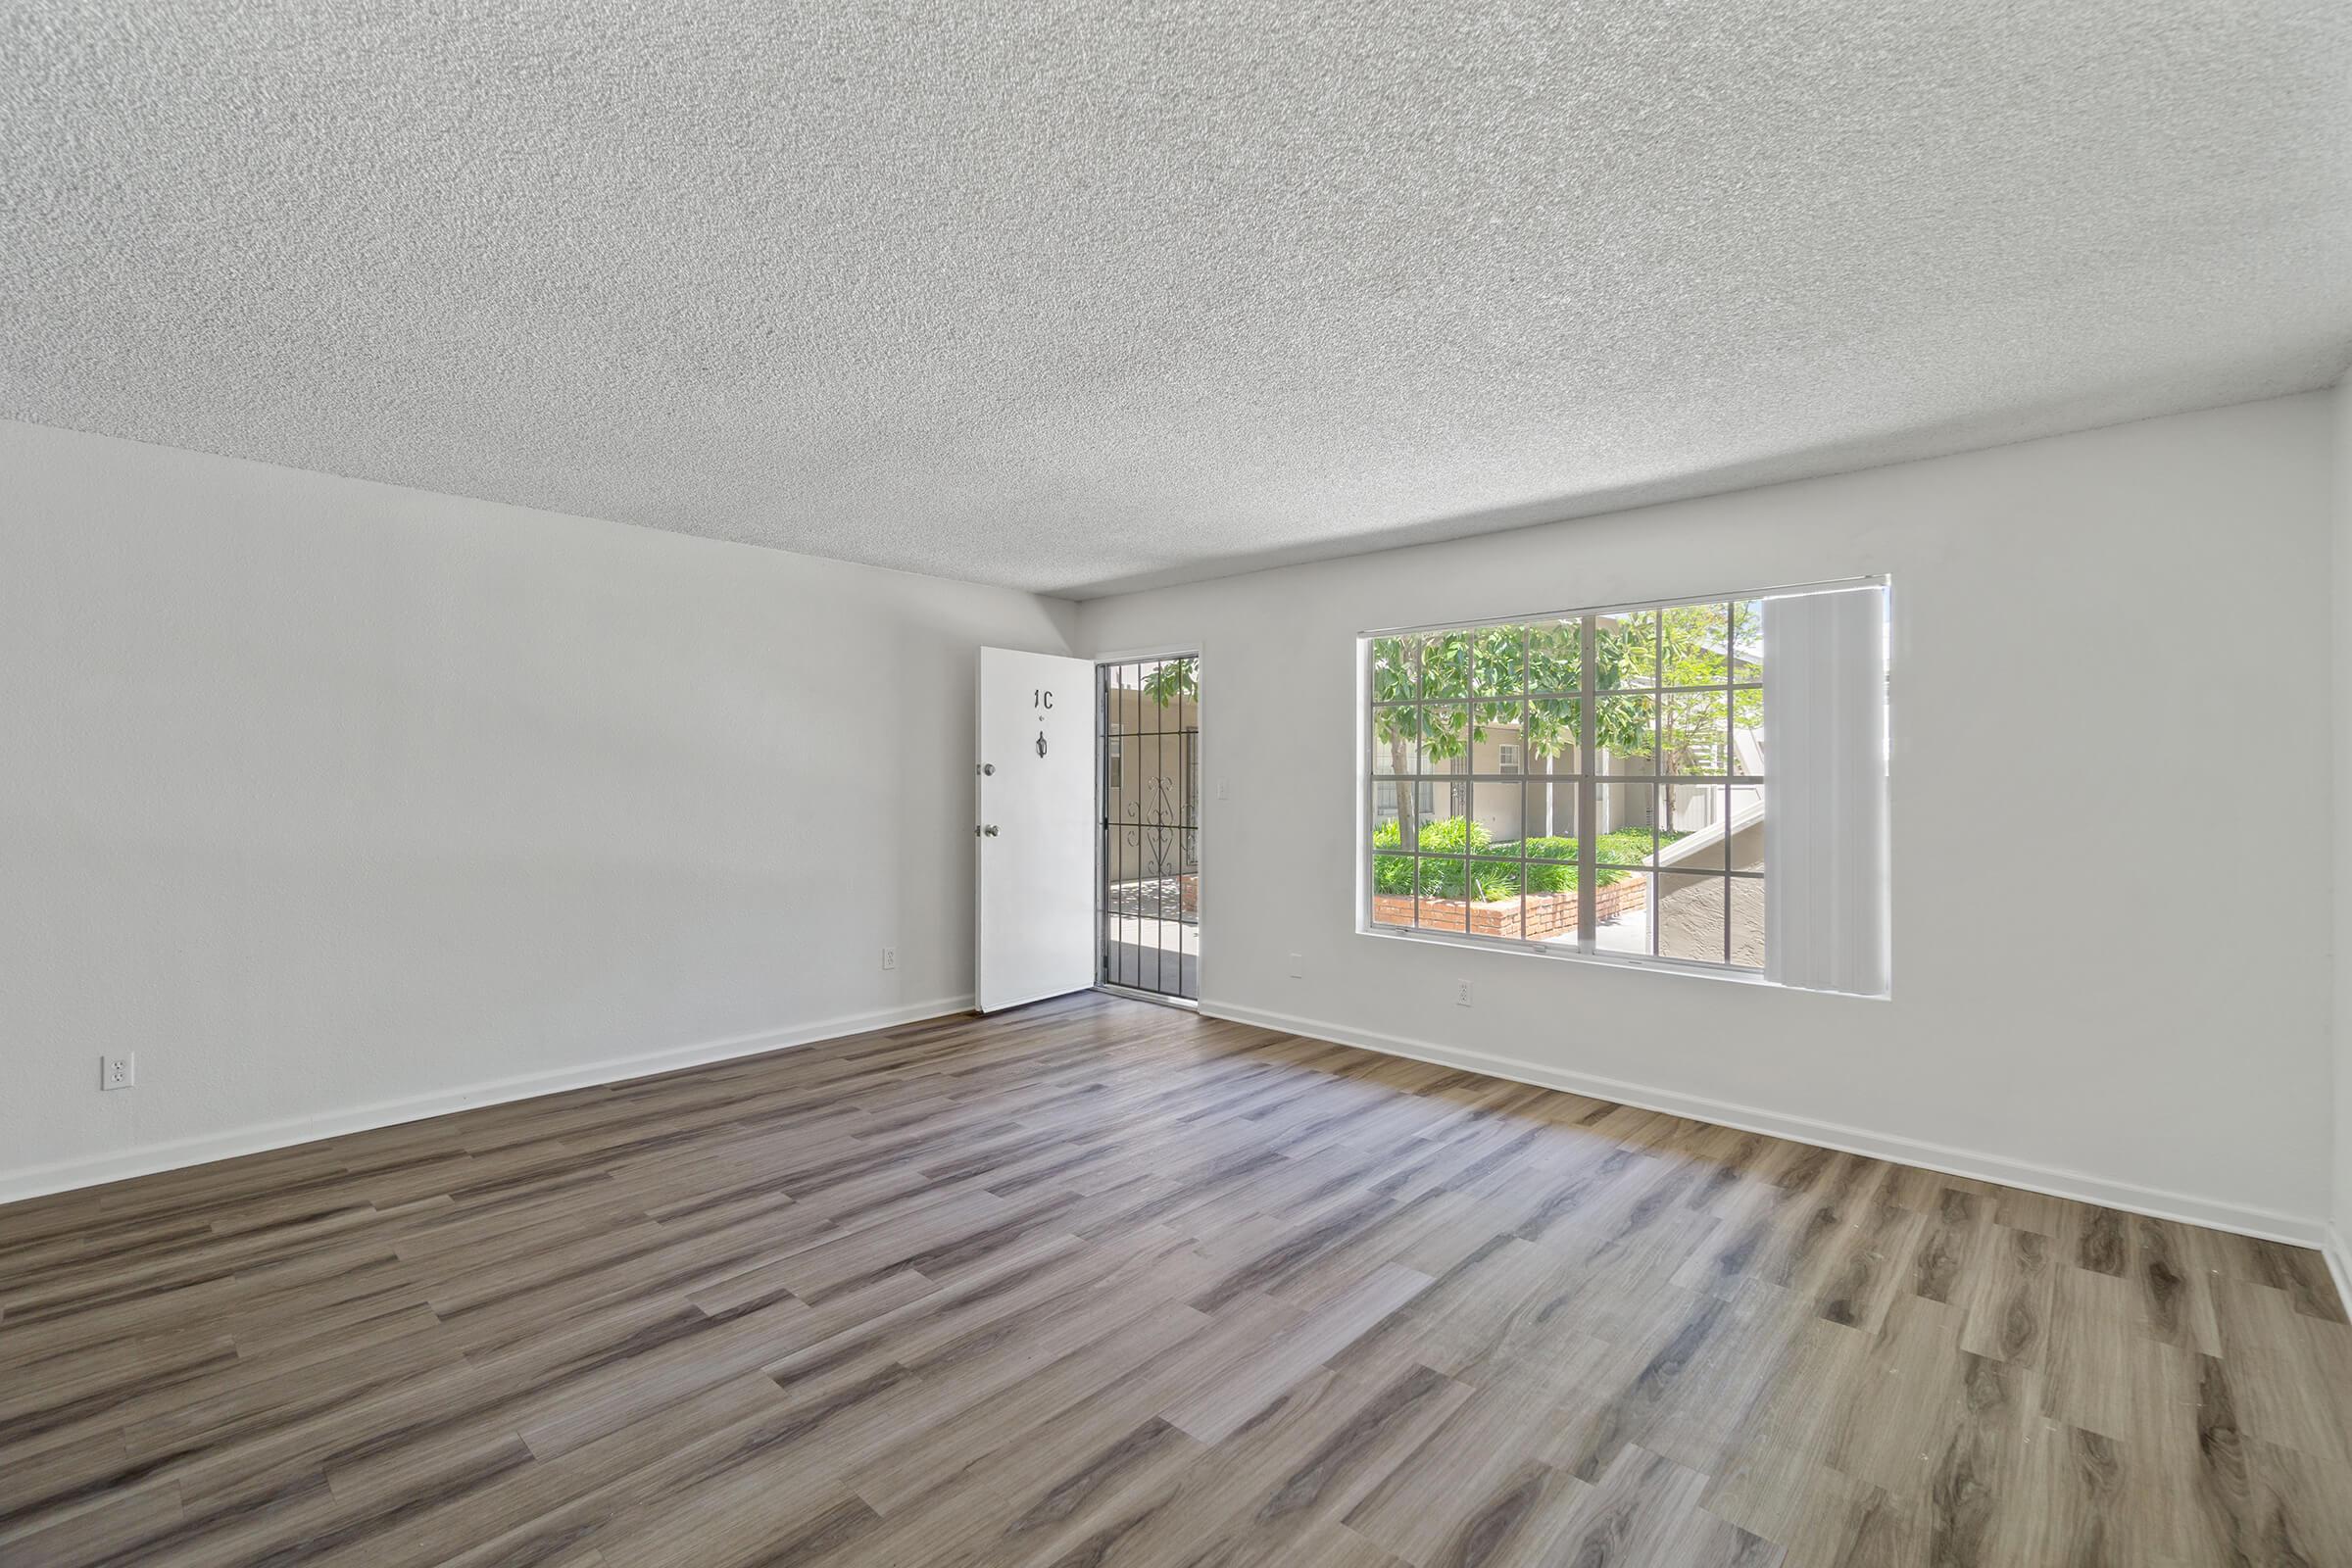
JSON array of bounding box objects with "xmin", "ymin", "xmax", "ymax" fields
[{"xmin": 1098, "ymin": 656, "xmax": 1200, "ymax": 1002}]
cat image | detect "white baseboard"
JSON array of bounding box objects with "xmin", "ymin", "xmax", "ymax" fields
[
  {"xmin": 2324, "ymin": 1224, "xmax": 2352, "ymax": 1318},
  {"xmin": 1201, "ymin": 1000, "xmax": 2330, "ymax": 1250},
  {"xmin": 0, "ymin": 996, "xmax": 973, "ymax": 1208}
]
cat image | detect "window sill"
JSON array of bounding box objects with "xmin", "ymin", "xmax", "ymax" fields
[{"xmin": 1356, "ymin": 921, "xmax": 1888, "ymax": 1000}]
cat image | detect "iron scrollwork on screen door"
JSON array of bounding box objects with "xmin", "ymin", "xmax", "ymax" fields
[{"xmin": 1121, "ymin": 774, "xmax": 1186, "ymax": 881}]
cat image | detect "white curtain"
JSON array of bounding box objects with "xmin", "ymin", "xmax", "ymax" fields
[{"xmin": 1762, "ymin": 586, "xmax": 1889, "ymax": 996}]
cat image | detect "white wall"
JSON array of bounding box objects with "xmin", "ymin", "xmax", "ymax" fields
[
  {"xmin": 2334, "ymin": 379, "xmax": 2352, "ymax": 1274},
  {"xmin": 1079, "ymin": 394, "xmax": 2338, "ymax": 1238},
  {"xmin": 0, "ymin": 419, "xmax": 1073, "ymax": 1199}
]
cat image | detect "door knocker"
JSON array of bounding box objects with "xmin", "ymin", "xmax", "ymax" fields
[{"xmin": 1036, "ymin": 730, "xmax": 1049, "ymax": 759}]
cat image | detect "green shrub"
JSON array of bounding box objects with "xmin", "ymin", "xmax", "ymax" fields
[
  {"xmin": 1522, "ymin": 859, "xmax": 1574, "ymax": 894},
  {"xmin": 1372, "ymin": 816, "xmax": 1691, "ymax": 903},
  {"xmin": 1596, "ymin": 826, "xmax": 1687, "ymax": 864},
  {"xmin": 1371, "ymin": 814, "xmax": 1492, "ymax": 900},
  {"xmin": 1415, "ymin": 815, "xmax": 1491, "ymax": 856},
  {"xmin": 1417, "ymin": 857, "xmax": 1467, "ymax": 899},
  {"xmin": 1467, "ymin": 859, "xmax": 1521, "ymax": 902}
]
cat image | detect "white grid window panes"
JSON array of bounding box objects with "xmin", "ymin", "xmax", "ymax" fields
[{"xmin": 1363, "ymin": 583, "xmax": 1886, "ymax": 992}]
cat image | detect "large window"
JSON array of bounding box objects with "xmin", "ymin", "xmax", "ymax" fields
[{"xmin": 1363, "ymin": 581, "xmax": 1888, "ymax": 994}]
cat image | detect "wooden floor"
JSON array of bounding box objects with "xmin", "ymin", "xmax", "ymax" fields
[{"xmin": 4, "ymin": 995, "xmax": 2349, "ymax": 1567}]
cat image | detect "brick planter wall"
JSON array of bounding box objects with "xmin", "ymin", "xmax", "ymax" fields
[{"xmin": 1371, "ymin": 875, "xmax": 1647, "ymax": 940}]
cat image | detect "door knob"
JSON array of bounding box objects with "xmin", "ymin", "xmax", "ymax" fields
[{"xmin": 977, "ymin": 824, "xmax": 1000, "ymax": 837}]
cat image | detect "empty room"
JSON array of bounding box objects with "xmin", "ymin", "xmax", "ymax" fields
[{"xmin": 5, "ymin": 3, "xmax": 2351, "ymax": 1564}]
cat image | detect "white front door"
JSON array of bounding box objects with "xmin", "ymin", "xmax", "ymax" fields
[{"xmin": 975, "ymin": 647, "xmax": 1098, "ymax": 1012}]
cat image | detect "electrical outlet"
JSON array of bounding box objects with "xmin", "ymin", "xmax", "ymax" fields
[
  {"xmin": 1455, "ymin": 981, "xmax": 1473, "ymax": 1007},
  {"xmin": 881, "ymin": 947, "xmax": 898, "ymax": 971},
  {"xmin": 1288, "ymin": 953, "xmax": 1303, "ymax": 978},
  {"xmin": 101, "ymin": 1052, "xmax": 135, "ymax": 1091},
  {"xmin": 1217, "ymin": 778, "xmax": 1230, "ymax": 800}
]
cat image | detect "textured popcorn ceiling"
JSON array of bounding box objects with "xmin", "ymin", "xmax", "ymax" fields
[{"xmin": 4, "ymin": 3, "xmax": 2349, "ymax": 596}]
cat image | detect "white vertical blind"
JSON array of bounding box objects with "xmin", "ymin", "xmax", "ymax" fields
[{"xmin": 1762, "ymin": 585, "xmax": 1890, "ymax": 996}]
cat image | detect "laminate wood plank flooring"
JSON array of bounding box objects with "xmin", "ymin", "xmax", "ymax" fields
[{"xmin": 3, "ymin": 992, "xmax": 2347, "ymax": 1566}]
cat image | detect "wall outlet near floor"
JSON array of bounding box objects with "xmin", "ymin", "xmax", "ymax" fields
[
  {"xmin": 1288, "ymin": 954, "xmax": 1303, "ymax": 978},
  {"xmin": 101, "ymin": 1052, "xmax": 135, "ymax": 1091},
  {"xmin": 1455, "ymin": 980, "xmax": 1473, "ymax": 1007},
  {"xmin": 881, "ymin": 947, "xmax": 898, "ymax": 971}
]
